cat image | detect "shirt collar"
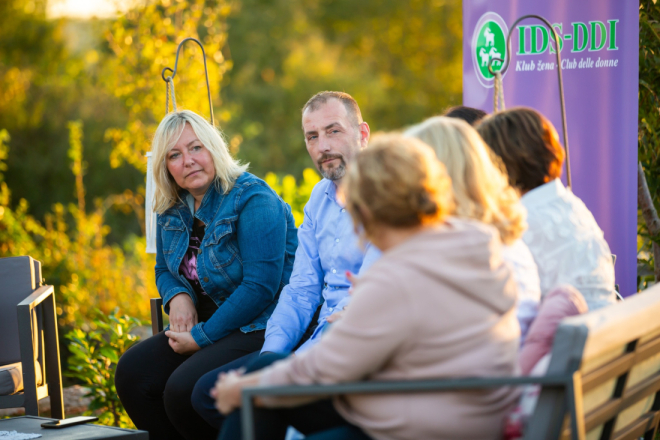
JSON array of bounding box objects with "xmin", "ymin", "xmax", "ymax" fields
[
  {"xmin": 521, "ymin": 178, "xmax": 566, "ymax": 208},
  {"xmin": 182, "ymin": 183, "xmax": 222, "ymax": 226},
  {"xmin": 323, "ymin": 179, "xmax": 339, "ymax": 204}
]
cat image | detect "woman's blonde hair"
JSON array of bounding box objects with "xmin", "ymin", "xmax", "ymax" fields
[
  {"xmin": 151, "ymin": 110, "xmax": 248, "ymax": 214},
  {"xmin": 404, "ymin": 116, "xmax": 525, "ymax": 245},
  {"xmin": 342, "ymin": 133, "xmax": 454, "ymax": 238}
]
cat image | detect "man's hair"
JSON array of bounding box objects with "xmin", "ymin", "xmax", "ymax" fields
[
  {"xmin": 477, "ymin": 107, "xmax": 565, "ymax": 193},
  {"xmin": 442, "ymin": 106, "xmax": 487, "ymax": 126},
  {"xmin": 302, "ymin": 91, "xmax": 363, "ymax": 127}
]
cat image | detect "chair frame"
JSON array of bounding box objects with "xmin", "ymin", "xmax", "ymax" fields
[
  {"xmin": 151, "ymin": 298, "xmax": 164, "ymax": 336},
  {"xmin": 0, "ymin": 285, "xmax": 64, "ymax": 419}
]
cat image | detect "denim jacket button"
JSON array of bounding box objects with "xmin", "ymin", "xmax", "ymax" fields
[
  {"xmin": 203, "ymin": 277, "xmax": 209, "ymax": 282},
  {"xmin": 198, "ymin": 248, "xmax": 202, "ymax": 255},
  {"xmin": 250, "ymin": 324, "xmax": 256, "ymax": 329}
]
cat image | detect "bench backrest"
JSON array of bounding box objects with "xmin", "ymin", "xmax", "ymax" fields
[
  {"xmin": 0, "ymin": 256, "xmax": 42, "ymax": 366},
  {"xmin": 527, "ymin": 283, "xmax": 660, "ymax": 440}
]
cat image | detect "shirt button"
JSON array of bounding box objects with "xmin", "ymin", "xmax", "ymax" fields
[
  {"xmin": 341, "ymin": 208, "xmax": 346, "ymax": 213},
  {"xmin": 332, "ymin": 269, "xmax": 336, "ymax": 274},
  {"xmin": 203, "ymin": 277, "xmax": 209, "ymax": 282},
  {"xmin": 335, "ymin": 238, "xmax": 340, "ymax": 243},
  {"xmin": 328, "ymin": 307, "xmax": 334, "ymax": 312}
]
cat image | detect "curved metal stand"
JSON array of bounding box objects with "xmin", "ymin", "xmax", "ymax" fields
[
  {"xmin": 487, "ymin": 15, "xmax": 572, "ymax": 188},
  {"xmin": 161, "ymin": 37, "xmax": 215, "ymax": 126}
]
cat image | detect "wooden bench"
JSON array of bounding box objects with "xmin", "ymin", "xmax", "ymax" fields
[{"xmin": 240, "ymin": 283, "xmax": 660, "ymax": 440}]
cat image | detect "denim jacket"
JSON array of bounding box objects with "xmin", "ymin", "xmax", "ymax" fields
[{"xmin": 155, "ymin": 172, "xmax": 297, "ymax": 348}]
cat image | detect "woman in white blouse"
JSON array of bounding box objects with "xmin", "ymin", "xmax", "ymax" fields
[
  {"xmin": 477, "ymin": 107, "xmax": 617, "ymax": 311},
  {"xmin": 405, "ymin": 116, "xmax": 541, "ymax": 340}
]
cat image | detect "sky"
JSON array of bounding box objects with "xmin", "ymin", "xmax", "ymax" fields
[{"xmin": 47, "ymin": 0, "xmax": 132, "ymax": 19}]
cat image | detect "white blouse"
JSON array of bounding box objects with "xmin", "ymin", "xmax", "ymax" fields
[
  {"xmin": 502, "ymin": 240, "xmax": 541, "ymax": 342},
  {"xmin": 521, "ymin": 179, "xmax": 617, "ymax": 311}
]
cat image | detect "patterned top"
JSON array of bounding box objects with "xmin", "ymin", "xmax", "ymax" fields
[
  {"xmin": 179, "ymin": 221, "xmax": 217, "ymax": 321},
  {"xmin": 521, "ymin": 179, "xmax": 617, "ymax": 311}
]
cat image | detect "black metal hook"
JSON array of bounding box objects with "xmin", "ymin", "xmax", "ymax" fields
[
  {"xmin": 486, "ymin": 15, "xmax": 571, "ymax": 189},
  {"xmin": 161, "ymin": 37, "xmax": 215, "ymax": 126}
]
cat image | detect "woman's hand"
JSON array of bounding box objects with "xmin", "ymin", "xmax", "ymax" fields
[
  {"xmin": 214, "ymin": 370, "xmax": 261, "ymax": 415},
  {"xmin": 168, "ymin": 293, "xmax": 197, "ymax": 332},
  {"xmin": 326, "ymin": 308, "xmax": 345, "ymax": 323},
  {"xmin": 346, "ymin": 271, "xmax": 360, "ymax": 294},
  {"xmin": 327, "ymin": 271, "xmax": 360, "ymax": 323},
  {"xmin": 165, "ymin": 330, "xmax": 201, "ymax": 355}
]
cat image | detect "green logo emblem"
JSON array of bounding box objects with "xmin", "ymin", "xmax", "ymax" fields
[{"xmin": 471, "ymin": 13, "xmax": 509, "ymax": 88}]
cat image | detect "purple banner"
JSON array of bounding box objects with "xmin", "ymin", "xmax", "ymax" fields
[{"xmin": 463, "ymin": 1, "xmax": 639, "ymax": 296}]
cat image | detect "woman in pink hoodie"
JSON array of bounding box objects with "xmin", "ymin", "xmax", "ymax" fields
[{"xmin": 213, "ymin": 134, "xmax": 521, "ymax": 440}]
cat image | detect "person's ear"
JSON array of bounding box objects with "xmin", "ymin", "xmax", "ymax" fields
[{"xmin": 358, "ymin": 122, "xmax": 370, "ymax": 147}]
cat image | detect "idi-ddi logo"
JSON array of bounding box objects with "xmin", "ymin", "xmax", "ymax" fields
[{"xmin": 471, "ymin": 12, "xmax": 509, "ymax": 88}]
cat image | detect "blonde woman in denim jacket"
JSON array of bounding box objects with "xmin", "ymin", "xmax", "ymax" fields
[{"xmin": 115, "ymin": 110, "xmax": 297, "ymax": 440}]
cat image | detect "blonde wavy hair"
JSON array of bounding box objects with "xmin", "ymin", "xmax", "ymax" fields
[
  {"xmin": 342, "ymin": 133, "xmax": 454, "ymax": 238},
  {"xmin": 404, "ymin": 116, "xmax": 526, "ymax": 245},
  {"xmin": 151, "ymin": 110, "xmax": 248, "ymax": 214}
]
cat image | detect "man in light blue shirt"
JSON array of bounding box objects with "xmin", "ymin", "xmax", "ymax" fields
[
  {"xmin": 191, "ymin": 91, "xmax": 379, "ymax": 431},
  {"xmin": 263, "ymin": 90, "xmax": 379, "ymax": 354}
]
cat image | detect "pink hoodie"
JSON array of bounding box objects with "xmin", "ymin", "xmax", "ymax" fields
[{"xmin": 260, "ymin": 218, "xmax": 521, "ymax": 440}]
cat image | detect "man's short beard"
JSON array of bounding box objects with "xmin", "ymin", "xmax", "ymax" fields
[{"xmin": 318, "ymin": 154, "xmax": 347, "ymax": 181}]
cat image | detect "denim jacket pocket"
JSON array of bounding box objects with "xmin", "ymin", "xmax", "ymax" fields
[
  {"xmin": 158, "ymin": 215, "xmax": 186, "ymax": 256},
  {"xmin": 206, "ymin": 218, "xmax": 238, "ymax": 268}
]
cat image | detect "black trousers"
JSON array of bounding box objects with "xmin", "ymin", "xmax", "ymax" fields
[
  {"xmin": 218, "ymin": 354, "xmax": 372, "ymax": 440},
  {"xmin": 115, "ymin": 329, "xmax": 264, "ymax": 440}
]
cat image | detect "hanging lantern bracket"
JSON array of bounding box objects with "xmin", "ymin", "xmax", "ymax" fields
[{"xmin": 161, "ymin": 37, "xmax": 215, "ymax": 125}]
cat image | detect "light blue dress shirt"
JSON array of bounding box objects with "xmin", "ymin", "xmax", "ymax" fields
[{"xmin": 261, "ymin": 178, "xmax": 380, "ymax": 354}]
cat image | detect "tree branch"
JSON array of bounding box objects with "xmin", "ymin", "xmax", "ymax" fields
[{"xmin": 638, "ymin": 161, "xmax": 660, "ymax": 282}]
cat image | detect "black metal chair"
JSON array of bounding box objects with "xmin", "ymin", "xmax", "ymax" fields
[
  {"xmin": 151, "ymin": 298, "xmax": 163, "ymax": 336},
  {"xmin": 0, "ymin": 256, "xmax": 64, "ymax": 418},
  {"xmin": 241, "ymin": 284, "xmax": 660, "ymax": 440}
]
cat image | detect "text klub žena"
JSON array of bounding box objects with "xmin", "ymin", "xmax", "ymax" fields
[{"xmin": 515, "ymin": 57, "xmax": 619, "ymax": 72}]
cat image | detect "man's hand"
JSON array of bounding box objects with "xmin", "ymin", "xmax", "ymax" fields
[
  {"xmin": 214, "ymin": 370, "xmax": 261, "ymax": 415},
  {"xmin": 165, "ymin": 330, "xmax": 201, "ymax": 355},
  {"xmin": 169, "ymin": 293, "xmax": 197, "ymax": 332}
]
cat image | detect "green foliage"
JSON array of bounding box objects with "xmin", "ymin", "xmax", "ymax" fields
[
  {"xmin": 65, "ymin": 309, "xmax": 145, "ymax": 427},
  {"xmin": 0, "ymin": 123, "xmax": 157, "ymax": 329},
  {"xmin": 103, "ymin": 0, "xmax": 232, "ymax": 172},
  {"xmin": 638, "ymin": 1, "xmax": 660, "ymax": 288},
  {"xmin": 222, "ymin": 0, "xmax": 463, "ymax": 177},
  {"xmin": 265, "ymin": 168, "xmax": 320, "ymax": 226}
]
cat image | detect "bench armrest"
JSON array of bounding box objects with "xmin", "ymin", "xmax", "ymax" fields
[{"xmin": 241, "ymin": 373, "xmax": 584, "ymax": 440}]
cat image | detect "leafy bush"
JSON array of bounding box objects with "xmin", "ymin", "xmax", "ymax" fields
[
  {"xmin": 65, "ymin": 309, "xmax": 145, "ymax": 428},
  {"xmin": 0, "ymin": 123, "xmax": 157, "ymax": 329},
  {"xmin": 639, "ymin": 1, "xmax": 660, "ymax": 289},
  {"xmin": 265, "ymin": 168, "xmax": 320, "ymax": 226}
]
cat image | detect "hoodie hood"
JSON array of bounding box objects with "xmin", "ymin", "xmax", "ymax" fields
[{"xmin": 384, "ymin": 217, "xmax": 517, "ymax": 315}]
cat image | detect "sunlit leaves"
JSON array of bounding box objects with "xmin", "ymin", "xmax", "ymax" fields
[
  {"xmin": 103, "ymin": 0, "xmax": 232, "ymax": 170},
  {"xmin": 638, "ymin": 1, "xmax": 660, "ymax": 288}
]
